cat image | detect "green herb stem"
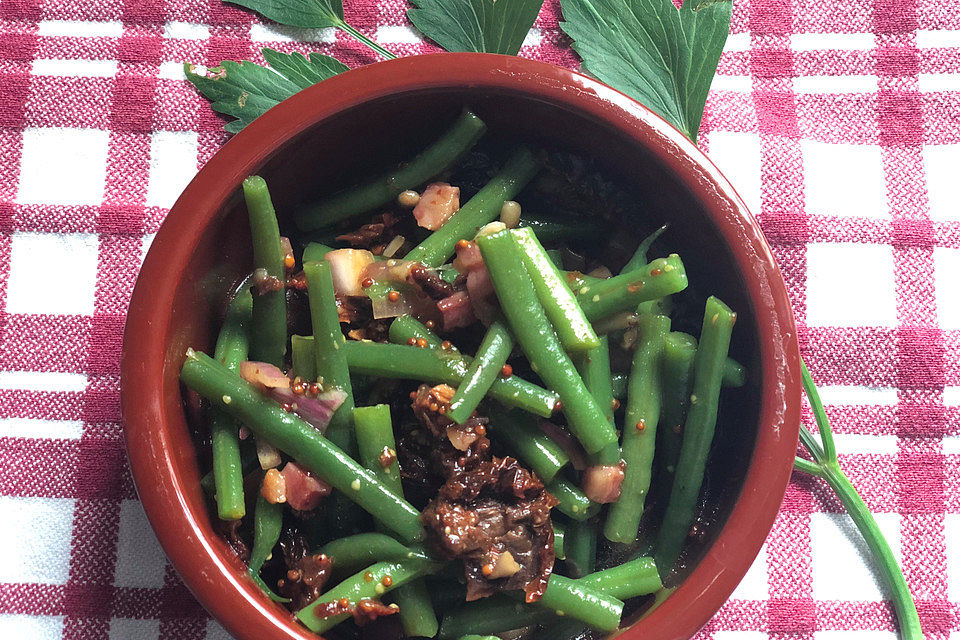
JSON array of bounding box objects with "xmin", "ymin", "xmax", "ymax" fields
[
  {"xmin": 794, "ymin": 357, "xmax": 921, "ymax": 640},
  {"xmin": 337, "ymin": 21, "xmax": 397, "ymax": 59}
]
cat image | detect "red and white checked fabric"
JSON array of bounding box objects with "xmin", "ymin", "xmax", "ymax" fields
[{"xmin": 0, "ymin": 0, "xmax": 957, "ymax": 637}]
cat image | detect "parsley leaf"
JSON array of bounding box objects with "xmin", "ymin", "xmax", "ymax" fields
[
  {"xmin": 226, "ymin": 0, "xmax": 343, "ymax": 29},
  {"xmin": 185, "ymin": 49, "xmax": 349, "ymax": 133},
  {"xmin": 407, "ymin": 0, "xmax": 545, "ymax": 56},
  {"xmin": 560, "ymin": 0, "xmax": 732, "ymax": 141},
  {"xmin": 224, "ymin": 0, "xmax": 395, "ymax": 59}
]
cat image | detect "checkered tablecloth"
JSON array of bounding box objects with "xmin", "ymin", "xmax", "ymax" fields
[{"xmin": 0, "ymin": 0, "xmax": 957, "ymax": 637}]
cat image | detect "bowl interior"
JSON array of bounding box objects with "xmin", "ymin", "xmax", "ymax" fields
[{"xmin": 133, "ymin": 72, "xmax": 784, "ymax": 640}]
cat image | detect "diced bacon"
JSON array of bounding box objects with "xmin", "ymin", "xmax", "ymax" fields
[
  {"xmin": 437, "ymin": 291, "xmax": 476, "ymax": 330},
  {"xmin": 280, "ymin": 461, "xmax": 331, "ymax": 512},
  {"xmin": 413, "ymin": 183, "xmax": 460, "ymax": 230}
]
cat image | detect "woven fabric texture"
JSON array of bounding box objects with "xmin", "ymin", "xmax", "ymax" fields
[{"xmin": 0, "ymin": 0, "xmax": 957, "ymax": 638}]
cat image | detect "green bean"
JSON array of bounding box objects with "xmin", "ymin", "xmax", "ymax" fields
[
  {"xmin": 242, "ymin": 176, "xmax": 286, "ymax": 366},
  {"xmin": 180, "ymin": 350, "xmax": 423, "ymax": 543},
  {"xmin": 319, "ymin": 533, "xmax": 426, "ymax": 574},
  {"xmin": 392, "ymin": 579, "xmax": 439, "ymax": 639},
  {"xmin": 405, "ymin": 146, "xmax": 543, "ymax": 267},
  {"xmin": 487, "ymin": 408, "xmax": 569, "ymax": 483},
  {"xmin": 477, "ymin": 230, "xmax": 615, "ymax": 454},
  {"xmin": 554, "ymin": 523, "xmax": 566, "ymax": 560},
  {"xmin": 201, "ymin": 439, "xmax": 256, "ymax": 496},
  {"xmin": 604, "ymin": 313, "xmax": 671, "ymax": 543},
  {"xmin": 513, "ymin": 227, "xmax": 599, "ymax": 353},
  {"xmin": 535, "ymin": 557, "xmax": 663, "ymax": 640},
  {"xmin": 576, "ymin": 255, "xmax": 688, "ymax": 321},
  {"xmin": 545, "ymin": 248, "xmax": 564, "ymax": 269},
  {"xmin": 354, "ymin": 405, "xmax": 403, "ymax": 495},
  {"xmin": 354, "ymin": 405, "xmax": 439, "ymax": 638},
  {"xmin": 518, "ymin": 215, "xmax": 602, "ymax": 244},
  {"xmin": 343, "ymin": 341, "xmax": 558, "ymax": 418},
  {"xmin": 657, "ymin": 333, "xmax": 745, "ymax": 489},
  {"xmin": 578, "ymin": 336, "xmax": 619, "ymax": 466},
  {"xmin": 438, "ymin": 596, "xmax": 551, "ymax": 639},
  {"xmin": 209, "ymin": 289, "xmax": 252, "ymax": 520},
  {"xmin": 723, "ymin": 358, "xmax": 747, "ymax": 387},
  {"xmin": 296, "ymin": 559, "xmax": 435, "ymax": 632},
  {"xmin": 248, "ymin": 494, "xmax": 289, "ymax": 602},
  {"xmin": 438, "ymin": 574, "xmax": 622, "ymax": 637},
  {"xmin": 290, "ymin": 334, "xmax": 317, "ymax": 381},
  {"xmin": 621, "ymin": 224, "xmax": 668, "ymax": 274},
  {"xmin": 655, "ymin": 296, "xmax": 736, "ymax": 576},
  {"xmin": 388, "ymin": 315, "xmax": 443, "ymax": 348},
  {"xmin": 657, "ymin": 332, "xmax": 698, "ymax": 486},
  {"xmin": 295, "ymin": 110, "xmax": 487, "ymax": 232},
  {"xmin": 579, "ymin": 557, "xmax": 662, "ymax": 600},
  {"xmin": 302, "ymin": 242, "xmax": 334, "ymax": 264},
  {"xmin": 611, "ymin": 372, "xmax": 628, "ymax": 400},
  {"xmin": 447, "ymin": 320, "xmax": 514, "ymax": 424},
  {"xmin": 548, "ymin": 476, "xmax": 598, "ymax": 521},
  {"xmin": 303, "ymin": 260, "xmax": 357, "ymax": 454},
  {"xmin": 564, "ymin": 519, "xmax": 597, "ymax": 578}
]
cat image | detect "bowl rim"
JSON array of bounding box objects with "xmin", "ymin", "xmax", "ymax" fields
[{"xmin": 121, "ymin": 51, "xmax": 801, "ymax": 640}]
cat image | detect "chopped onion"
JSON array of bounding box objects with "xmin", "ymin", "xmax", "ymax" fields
[
  {"xmin": 413, "ymin": 182, "xmax": 460, "ymax": 230},
  {"xmin": 446, "ymin": 424, "xmax": 479, "ymax": 451},
  {"xmin": 324, "ymin": 248, "xmax": 375, "ymax": 296},
  {"xmin": 363, "ymin": 258, "xmax": 416, "ymax": 284},
  {"xmin": 270, "ymin": 385, "xmax": 347, "ymax": 432},
  {"xmin": 280, "ymin": 236, "xmax": 295, "ymax": 270},
  {"xmin": 583, "ymin": 463, "xmax": 625, "ymax": 504},
  {"xmin": 239, "ymin": 361, "xmax": 290, "ymax": 390},
  {"xmin": 370, "ymin": 285, "xmax": 438, "ymax": 321},
  {"xmin": 466, "ymin": 267, "xmax": 498, "ymax": 325},
  {"xmin": 257, "ymin": 440, "xmax": 283, "ymax": 470},
  {"xmin": 592, "ymin": 311, "xmax": 639, "ymax": 334},
  {"xmin": 382, "ymin": 235, "xmax": 406, "ymax": 258}
]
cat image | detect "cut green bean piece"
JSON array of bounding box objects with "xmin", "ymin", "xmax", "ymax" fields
[
  {"xmin": 578, "ymin": 335, "xmax": 620, "ymax": 466},
  {"xmin": 249, "ymin": 494, "xmax": 289, "ymax": 602},
  {"xmin": 518, "ymin": 215, "xmax": 602, "ymax": 244},
  {"xmin": 723, "ymin": 358, "xmax": 747, "ymax": 388},
  {"xmin": 536, "ymin": 574, "xmax": 622, "ymax": 631},
  {"xmin": 295, "ymin": 110, "xmax": 487, "ymax": 231},
  {"xmin": 548, "ymin": 476, "xmax": 598, "ymax": 521},
  {"xmin": 343, "ymin": 340, "xmax": 557, "ymax": 418},
  {"xmin": 655, "ymin": 297, "xmax": 736, "ymax": 576},
  {"xmin": 180, "ymin": 350, "xmax": 423, "ymax": 543},
  {"xmin": 554, "ymin": 522, "xmax": 566, "ymax": 560},
  {"xmin": 447, "ymin": 320, "xmax": 513, "ymax": 424},
  {"xmin": 605, "ymin": 313, "xmax": 671, "ymax": 543},
  {"xmin": 290, "ymin": 334, "xmax": 317, "ymax": 382},
  {"xmin": 319, "ymin": 533, "xmax": 426, "ymax": 574},
  {"xmin": 576, "ymin": 255, "xmax": 688, "ymax": 321},
  {"xmin": 477, "ymin": 230, "xmax": 615, "ymax": 454},
  {"xmin": 302, "ymin": 242, "xmax": 334, "ymax": 264},
  {"xmin": 658, "ymin": 332, "xmax": 698, "ymax": 487},
  {"xmin": 242, "ymin": 176, "xmax": 286, "ymax": 366},
  {"xmin": 296, "ymin": 559, "xmax": 435, "ymax": 632},
  {"xmin": 354, "ymin": 405, "xmax": 439, "ymax": 638},
  {"xmin": 389, "ymin": 315, "xmax": 442, "ymax": 349},
  {"xmin": 303, "ymin": 260, "xmax": 357, "ymax": 454},
  {"xmin": 210, "ymin": 289, "xmax": 252, "ymax": 520},
  {"xmin": 438, "ymin": 557, "xmax": 657, "ymax": 638},
  {"xmin": 513, "ymin": 227, "xmax": 599, "ymax": 352},
  {"xmin": 487, "ymin": 408, "xmax": 569, "ymax": 483},
  {"xmin": 611, "ymin": 372, "xmax": 628, "ymax": 400},
  {"xmin": 564, "ymin": 518, "xmax": 597, "ymax": 578},
  {"xmin": 406, "ymin": 146, "xmax": 543, "ymax": 267}
]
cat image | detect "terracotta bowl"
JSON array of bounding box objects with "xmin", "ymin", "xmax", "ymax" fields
[{"xmin": 121, "ymin": 52, "xmax": 801, "ymax": 640}]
